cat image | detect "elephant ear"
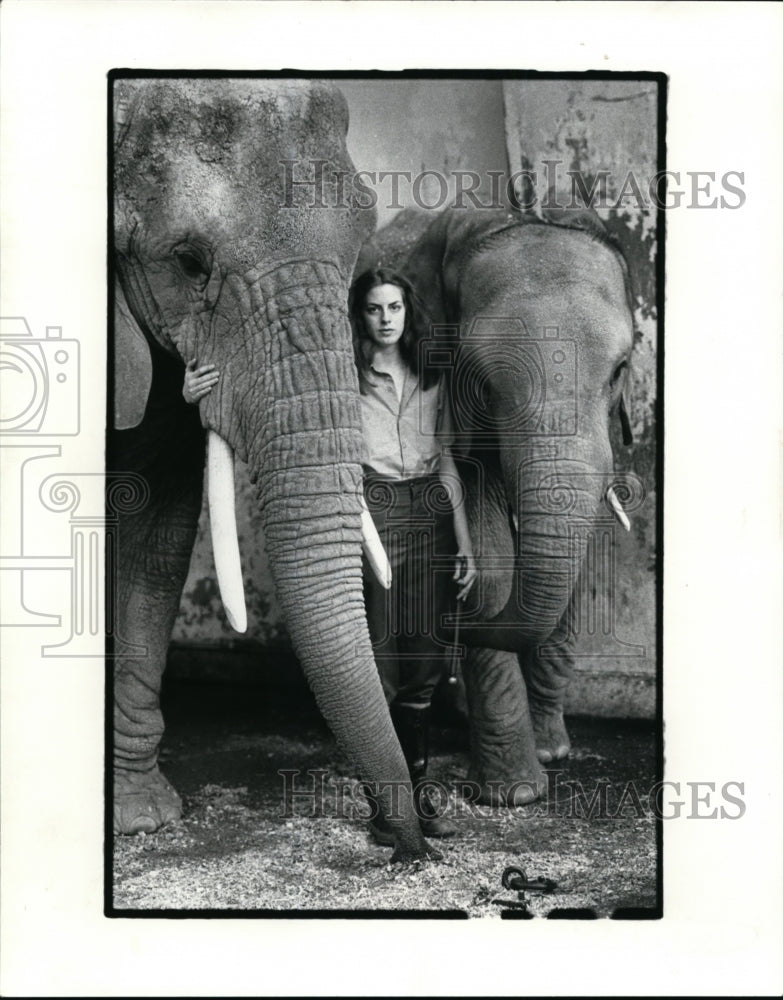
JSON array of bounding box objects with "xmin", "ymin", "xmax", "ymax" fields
[{"xmin": 114, "ymin": 276, "xmax": 152, "ymax": 430}]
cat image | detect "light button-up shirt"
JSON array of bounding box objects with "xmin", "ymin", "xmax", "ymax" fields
[{"xmin": 361, "ymin": 368, "xmax": 449, "ymax": 480}]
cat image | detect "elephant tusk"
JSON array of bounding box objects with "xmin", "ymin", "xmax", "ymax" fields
[
  {"xmin": 207, "ymin": 431, "xmax": 248, "ymax": 632},
  {"xmin": 606, "ymin": 486, "xmax": 631, "ymax": 532},
  {"xmin": 360, "ymin": 504, "xmax": 392, "ymax": 590}
]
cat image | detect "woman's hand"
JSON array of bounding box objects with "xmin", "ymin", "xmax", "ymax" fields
[
  {"xmin": 183, "ymin": 359, "xmax": 219, "ymax": 405},
  {"xmin": 453, "ymin": 549, "xmax": 477, "ymax": 602}
]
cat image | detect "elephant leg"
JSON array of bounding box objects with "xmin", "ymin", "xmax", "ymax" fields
[
  {"xmin": 521, "ymin": 599, "xmax": 576, "ymax": 763},
  {"xmin": 112, "ymin": 407, "xmax": 204, "ymax": 834},
  {"xmin": 113, "ymin": 579, "xmax": 187, "ymax": 834},
  {"xmin": 113, "ymin": 486, "xmax": 202, "ymax": 834},
  {"xmin": 463, "ymin": 646, "xmax": 546, "ymax": 806}
]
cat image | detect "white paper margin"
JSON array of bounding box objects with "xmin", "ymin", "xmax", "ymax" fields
[{"xmin": 1, "ymin": 1, "xmax": 782, "ymax": 996}]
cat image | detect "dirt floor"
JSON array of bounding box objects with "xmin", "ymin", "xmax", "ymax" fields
[{"xmin": 111, "ymin": 677, "xmax": 660, "ymax": 917}]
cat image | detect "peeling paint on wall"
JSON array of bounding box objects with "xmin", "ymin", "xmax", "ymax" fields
[{"xmin": 504, "ymin": 79, "xmax": 659, "ymax": 715}]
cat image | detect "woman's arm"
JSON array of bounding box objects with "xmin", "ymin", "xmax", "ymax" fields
[
  {"xmin": 438, "ymin": 447, "xmax": 477, "ymax": 601},
  {"xmin": 182, "ymin": 359, "xmax": 220, "ymax": 404}
]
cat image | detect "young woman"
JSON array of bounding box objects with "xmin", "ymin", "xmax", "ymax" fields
[
  {"xmin": 349, "ymin": 268, "xmax": 476, "ymax": 845},
  {"xmin": 183, "ymin": 268, "xmax": 476, "ymax": 846}
]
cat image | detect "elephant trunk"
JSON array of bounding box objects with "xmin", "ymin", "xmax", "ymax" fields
[
  {"xmin": 203, "ymin": 263, "xmax": 426, "ymax": 856},
  {"xmin": 256, "ymin": 392, "xmax": 424, "ymax": 855},
  {"xmin": 505, "ymin": 440, "xmax": 610, "ymax": 644}
]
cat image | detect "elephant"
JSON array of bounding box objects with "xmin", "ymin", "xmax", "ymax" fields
[
  {"xmin": 111, "ymin": 78, "xmax": 437, "ymax": 862},
  {"xmin": 356, "ymin": 205, "xmax": 636, "ymax": 805}
]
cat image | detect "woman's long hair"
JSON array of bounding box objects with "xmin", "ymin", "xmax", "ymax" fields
[{"xmin": 349, "ymin": 268, "xmax": 439, "ymax": 392}]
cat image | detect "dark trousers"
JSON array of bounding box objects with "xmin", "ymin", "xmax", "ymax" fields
[{"xmin": 362, "ymin": 473, "xmax": 458, "ymax": 709}]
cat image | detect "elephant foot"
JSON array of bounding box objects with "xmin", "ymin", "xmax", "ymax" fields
[
  {"xmin": 114, "ymin": 764, "xmax": 182, "ymax": 835},
  {"xmin": 468, "ymin": 766, "xmax": 548, "ymax": 807},
  {"xmin": 466, "ymin": 744, "xmax": 548, "ymax": 806},
  {"xmin": 529, "ymin": 703, "xmax": 571, "ymax": 763},
  {"xmin": 370, "ymin": 827, "xmax": 444, "ymax": 863},
  {"xmin": 390, "ymin": 842, "xmax": 443, "ymax": 864}
]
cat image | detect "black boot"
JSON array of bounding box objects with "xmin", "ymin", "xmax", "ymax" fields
[{"xmin": 391, "ymin": 704, "xmax": 457, "ymax": 839}]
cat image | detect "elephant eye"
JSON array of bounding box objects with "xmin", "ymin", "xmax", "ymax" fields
[
  {"xmin": 610, "ymin": 360, "xmax": 628, "ymax": 389},
  {"xmin": 173, "ymin": 247, "xmax": 210, "ymax": 283}
]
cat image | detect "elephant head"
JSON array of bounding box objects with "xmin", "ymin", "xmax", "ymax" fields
[{"xmin": 112, "ymin": 78, "xmax": 431, "ymax": 859}]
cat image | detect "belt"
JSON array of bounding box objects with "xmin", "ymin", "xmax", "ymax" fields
[
  {"xmin": 363, "ymin": 470, "xmax": 439, "ymax": 489},
  {"xmin": 364, "ymin": 474, "xmax": 439, "ymax": 502}
]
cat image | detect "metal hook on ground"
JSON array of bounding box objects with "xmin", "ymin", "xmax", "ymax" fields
[{"xmin": 494, "ymin": 865, "xmax": 558, "ymax": 914}]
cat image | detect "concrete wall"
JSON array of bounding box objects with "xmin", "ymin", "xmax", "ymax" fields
[
  {"xmin": 503, "ymin": 79, "xmax": 659, "ymax": 716},
  {"xmin": 172, "ymin": 78, "xmax": 659, "ymax": 719},
  {"xmin": 338, "ymin": 78, "xmax": 508, "ymax": 227}
]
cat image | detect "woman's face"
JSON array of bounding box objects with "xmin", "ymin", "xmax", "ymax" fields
[{"xmin": 362, "ymin": 283, "xmax": 406, "ymax": 349}]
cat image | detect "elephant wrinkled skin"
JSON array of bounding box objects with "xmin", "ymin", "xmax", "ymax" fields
[
  {"xmin": 358, "ymin": 207, "xmax": 636, "ymax": 805},
  {"xmin": 111, "ymin": 79, "xmax": 435, "ymax": 861}
]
